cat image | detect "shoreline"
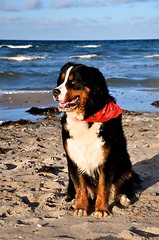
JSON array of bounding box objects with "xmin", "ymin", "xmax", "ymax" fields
[
  {"xmin": 0, "ymin": 91, "xmax": 54, "ymax": 108},
  {"xmin": 0, "ymin": 92, "xmax": 57, "ymax": 121},
  {"xmin": 0, "ymin": 90, "xmax": 159, "ymax": 122}
]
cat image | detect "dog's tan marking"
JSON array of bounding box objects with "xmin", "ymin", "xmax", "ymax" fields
[
  {"xmin": 61, "ymin": 73, "xmax": 65, "ymax": 80},
  {"xmin": 102, "ymin": 147, "xmax": 110, "ymax": 161},
  {"xmin": 73, "ymin": 174, "xmax": 89, "ymax": 217},
  {"xmin": 63, "ymin": 87, "xmax": 90, "ymax": 116},
  {"xmin": 68, "ymin": 74, "xmax": 74, "ymax": 81},
  {"xmin": 94, "ymin": 147, "xmax": 110, "ymax": 218},
  {"xmin": 76, "ymin": 87, "xmax": 90, "ymax": 115},
  {"xmin": 95, "ymin": 165, "xmax": 111, "ymax": 218}
]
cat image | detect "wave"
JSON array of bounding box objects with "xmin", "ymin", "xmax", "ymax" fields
[
  {"xmin": 107, "ymin": 77, "xmax": 133, "ymax": 87},
  {"xmin": 75, "ymin": 44, "xmax": 101, "ymax": 48},
  {"xmin": 0, "ymin": 71, "xmax": 47, "ymax": 77},
  {"xmin": 0, "ymin": 44, "xmax": 33, "ymax": 49},
  {"xmin": 0, "ymin": 90, "xmax": 52, "ymax": 95},
  {"xmin": 144, "ymin": 54, "xmax": 159, "ymax": 58},
  {"xmin": 69, "ymin": 54, "xmax": 97, "ymax": 59},
  {"xmin": 0, "ymin": 71, "xmax": 18, "ymax": 76},
  {"xmin": 107, "ymin": 77, "xmax": 159, "ymax": 88},
  {"xmin": 0, "ymin": 55, "xmax": 46, "ymax": 62},
  {"xmin": 145, "ymin": 62, "xmax": 159, "ymax": 67}
]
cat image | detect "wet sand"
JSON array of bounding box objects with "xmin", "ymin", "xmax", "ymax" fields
[
  {"xmin": 0, "ymin": 92, "xmax": 55, "ymax": 108},
  {"xmin": 0, "ymin": 92, "xmax": 56, "ymax": 121},
  {"xmin": 0, "ymin": 90, "xmax": 159, "ymax": 122},
  {"xmin": 0, "ymin": 110, "xmax": 159, "ymax": 239}
]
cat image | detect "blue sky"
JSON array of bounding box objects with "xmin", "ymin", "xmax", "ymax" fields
[{"xmin": 0, "ymin": 0, "xmax": 159, "ymax": 40}]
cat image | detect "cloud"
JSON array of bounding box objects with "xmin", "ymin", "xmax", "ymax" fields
[
  {"xmin": 49, "ymin": 0, "xmax": 158, "ymax": 9},
  {"xmin": 39, "ymin": 17, "xmax": 99, "ymax": 27},
  {"xmin": 0, "ymin": 0, "xmax": 158, "ymax": 13},
  {"xmin": 24, "ymin": 0, "xmax": 43, "ymax": 10},
  {"xmin": 1, "ymin": 16, "xmax": 22, "ymax": 23},
  {"xmin": 0, "ymin": 1, "xmax": 20, "ymax": 11},
  {"xmin": 110, "ymin": 0, "xmax": 157, "ymax": 4},
  {"xmin": 49, "ymin": 0, "xmax": 107, "ymax": 9}
]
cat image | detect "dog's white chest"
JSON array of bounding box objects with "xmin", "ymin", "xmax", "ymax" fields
[{"xmin": 66, "ymin": 117, "xmax": 104, "ymax": 176}]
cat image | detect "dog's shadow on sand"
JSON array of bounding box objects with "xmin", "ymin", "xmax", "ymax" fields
[{"xmin": 133, "ymin": 153, "xmax": 159, "ymax": 194}]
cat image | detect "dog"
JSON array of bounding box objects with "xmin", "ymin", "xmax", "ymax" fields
[{"xmin": 53, "ymin": 62, "xmax": 138, "ymax": 218}]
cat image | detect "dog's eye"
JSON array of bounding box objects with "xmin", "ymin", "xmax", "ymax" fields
[
  {"xmin": 68, "ymin": 79, "xmax": 77, "ymax": 86},
  {"xmin": 71, "ymin": 80, "xmax": 76, "ymax": 85}
]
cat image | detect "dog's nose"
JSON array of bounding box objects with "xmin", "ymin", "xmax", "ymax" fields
[{"xmin": 53, "ymin": 88, "xmax": 60, "ymax": 98}]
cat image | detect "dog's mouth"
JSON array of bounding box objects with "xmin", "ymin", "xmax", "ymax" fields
[{"xmin": 58, "ymin": 96, "xmax": 80, "ymax": 111}]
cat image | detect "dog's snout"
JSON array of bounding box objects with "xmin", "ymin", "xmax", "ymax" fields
[{"xmin": 53, "ymin": 88, "xmax": 60, "ymax": 98}]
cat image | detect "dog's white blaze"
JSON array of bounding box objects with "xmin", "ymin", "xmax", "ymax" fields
[
  {"xmin": 66, "ymin": 115, "xmax": 104, "ymax": 176},
  {"xmin": 56, "ymin": 66, "xmax": 73, "ymax": 102}
]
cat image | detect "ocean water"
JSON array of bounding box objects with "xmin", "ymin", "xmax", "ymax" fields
[{"xmin": 0, "ymin": 39, "xmax": 159, "ymax": 118}]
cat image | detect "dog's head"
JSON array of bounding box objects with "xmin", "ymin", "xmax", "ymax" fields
[{"xmin": 53, "ymin": 62, "xmax": 111, "ymax": 119}]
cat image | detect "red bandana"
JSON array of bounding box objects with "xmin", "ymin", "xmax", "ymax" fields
[{"xmin": 85, "ymin": 101, "xmax": 123, "ymax": 122}]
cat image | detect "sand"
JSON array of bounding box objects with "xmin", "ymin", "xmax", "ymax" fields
[
  {"xmin": 0, "ymin": 92, "xmax": 57, "ymax": 121},
  {"xmin": 0, "ymin": 92, "xmax": 54, "ymax": 109},
  {"xmin": 0, "ymin": 111, "xmax": 159, "ymax": 240}
]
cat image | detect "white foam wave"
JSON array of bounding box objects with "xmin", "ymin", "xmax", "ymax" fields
[
  {"xmin": 0, "ymin": 44, "xmax": 33, "ymax": 49},
  {"xmin": 0, "ymin": 90, "xmax": 51, "ymax": 95},
  {"xmin": 1, "ymin": 55, "xmax": 46, "ymax": 62},
  {"xmin": 145, "ymin": 62, "xmax": 159, "ymax": 67},
  {"xmin": 69, "ymin": 54, "xmax": 97, "ymax": 59},
  {"xmin": 75, "ymin": 44, "xmax": 101, "ymax": 48},
  {"xmin": 144, "ymin": 54, "xmax": 159, "ymax": 58}
]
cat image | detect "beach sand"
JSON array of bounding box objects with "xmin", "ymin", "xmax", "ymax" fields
[{"xmin": 0, "ymin": 106, "xmax": 159, "ymax": 239}]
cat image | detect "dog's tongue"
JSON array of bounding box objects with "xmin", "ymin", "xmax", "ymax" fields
[
  {"xmin": 59, "ymin": 101, "xmax": 69, "ymax": 108},
  {"xmin": 59, "ymin": 97, "xmax": 78, "ymax": 109}
]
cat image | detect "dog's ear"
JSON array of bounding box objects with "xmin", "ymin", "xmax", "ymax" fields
[
  {"xmin": 89, "ymin": 67, "xmax": 109, "ymax": 95},
  {"xmin": 88, "ymin": 67, "xmax": 116, "ymax": 104}
]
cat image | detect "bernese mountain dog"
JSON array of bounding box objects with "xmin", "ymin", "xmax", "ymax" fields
[{"xmin": 53, "ymin": 62, "xmax": 138, "ymax": 218}]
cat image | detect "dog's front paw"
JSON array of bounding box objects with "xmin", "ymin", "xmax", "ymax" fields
[
  {"xmin": 73, "ymin": 209, "xmax": 88, "ymax": 217},
  {"xmin": 93, "ymin": 210, "xmax": 110, "ymax": 218}
]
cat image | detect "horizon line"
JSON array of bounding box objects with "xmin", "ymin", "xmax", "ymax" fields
[{"xmin": 0, "ymin": 38, "xmax": 159, "ymax": 41}]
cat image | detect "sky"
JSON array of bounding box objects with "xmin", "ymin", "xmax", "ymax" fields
[{"xmin": 0, "ymin": 0, "xmax": 159, "ymax": 40}]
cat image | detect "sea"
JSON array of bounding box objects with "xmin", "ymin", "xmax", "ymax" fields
[{"xmin": 0, "ymin": 39, "xmax": 159, "ymax": 120}]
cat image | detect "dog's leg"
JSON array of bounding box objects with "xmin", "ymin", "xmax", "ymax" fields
[
  {"xmin": 113, "ymin": 172, "xmax": 133, "ymax": 207},
  {"xmin": 66, "ymin": 176, "xmax": 76, "ymax": 202},
  {"xmin": 73, "ymin": 174, "xmax": 89, "ymax": 217},
  {"xmin": 94, "ymin": 165, "xmax": 111, "ymax": 218},
  {"xmin": 116, "ymin": 194, "xmax": 131, "ymax": 207},
  {"xmin": 66, "ymin": 157, "xmax": 89, "ymax": 216},
  {"xmin": 65, "ymin": 156, "xmax": 76, "ymax": 202}
]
